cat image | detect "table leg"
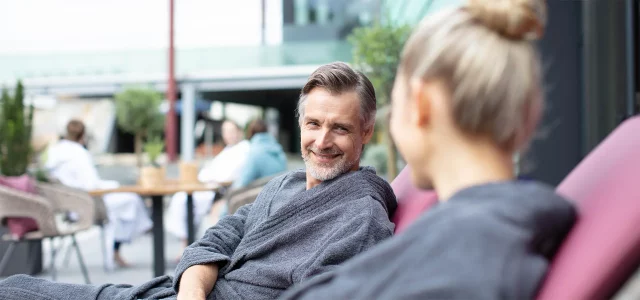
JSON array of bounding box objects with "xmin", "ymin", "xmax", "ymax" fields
[
  {"xmin": 187, "ymin": 193, "xmax": 195, "ymax": 245},
  {"xmin": 151, "ymin": 195, "xmax": 165, "ymax": 277}
]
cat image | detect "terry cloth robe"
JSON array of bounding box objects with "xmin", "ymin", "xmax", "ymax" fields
[
  {"xmin": 0, "ymin": 167, "xmax": 396, "ymax": 300},
  {"xmin": 45, "ymin": 139, "xmax": 152, "ymax": 270},
  {"xmin": 279, "ymin": 181, "xmax": 577, "ymax": 300},
  {"xmin": 45, "ymin": 140, "xmax": 152, "ymax": 243},
  {"xmin": 172, "ymin": 167, "xmax": 396, "ymax": 299}
]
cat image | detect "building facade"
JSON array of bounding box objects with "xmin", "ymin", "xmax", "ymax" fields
[{"xmin": 0, "ymin": 0, "xmax": 637, "ymax": 185}]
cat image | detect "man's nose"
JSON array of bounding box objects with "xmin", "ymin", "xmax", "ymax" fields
[{"xmin": 314, "ymin": 129, "xmax": 334, "ymax": 149}]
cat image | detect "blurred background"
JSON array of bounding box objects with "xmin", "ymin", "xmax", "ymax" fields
[
  {"xmin": 0, "ymin": 0, "xmax": 637, "ymax": 185},
  {"xmin": 0, "ymin": 0, "xmax": 640, "ymax": 297},
  {"xmin": 0, "ymin": 0, "xmax": 464, "ymax": 182}
]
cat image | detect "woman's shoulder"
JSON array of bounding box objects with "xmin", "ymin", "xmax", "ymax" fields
[{"xmin": 400, "ymin": 180, "xmax": 575, "ymax": 243}]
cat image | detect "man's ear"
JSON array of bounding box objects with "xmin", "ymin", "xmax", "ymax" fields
[
  {"xmin": 362, "ymin": 123, "xmax": 375, "ymax": 145},
  {"xmin": 409, "ymin": 79, "xmax": 431, "ymax": 127}
]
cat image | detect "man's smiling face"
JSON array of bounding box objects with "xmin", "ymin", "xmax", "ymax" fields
[{"xmin": 300, "ymin": 87, "xmax": 369, "ymax": 182}]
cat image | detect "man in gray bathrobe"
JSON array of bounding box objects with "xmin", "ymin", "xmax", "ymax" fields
[{"xmin": 0, "ymin": 62, "xmax": 396, "ymax": 300}]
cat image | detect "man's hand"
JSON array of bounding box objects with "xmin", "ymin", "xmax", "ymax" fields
[{"xmin": 177, "ymin": 264, "xmax": 219, "ymax": 300}]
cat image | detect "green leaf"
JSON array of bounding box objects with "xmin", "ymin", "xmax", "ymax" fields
[
  {"xmin": 114, "ymin": 87, "xmax": 165, "ymax": 137},
  {"xmin": 143, "ymin": 135, "xmax": 165, "ymax": 167},
  {"xmin": 348, "ymin": 22, "xmax": 412, "ymax": 107},
  {"xmin": 0, "ymin": 80, "xmax": 34, "ymax": 176}
]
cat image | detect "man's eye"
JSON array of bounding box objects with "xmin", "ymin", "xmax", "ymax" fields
[{"xmin": 336, "ymin": 127, "xmax": 348, "ymax": 133}]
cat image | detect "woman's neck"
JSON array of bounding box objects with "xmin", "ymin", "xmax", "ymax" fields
[{"xmin": 426, "ymin": 139, "xmax": 514, "ymax": 201}]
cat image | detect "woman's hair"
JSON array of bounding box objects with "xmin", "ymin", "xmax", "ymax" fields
[
  {"xmin": 246, "ymin": 118, "xmax": 268, "ymax": 140},
  {"xmin": 399, "ymin": 0, "xmax": 546, "ymax": 152},
  {"xmin": 222, "ymin": 119, "xmax": 241, "ymax": 131},
  {"xmin": 65, "ymin": 119, "xmax": 86, "ymax": 142}
]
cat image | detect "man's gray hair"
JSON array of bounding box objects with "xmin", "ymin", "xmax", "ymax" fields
[{"xmin": 296, "ymin": 62, "xmax": 376, "ymax": 131}]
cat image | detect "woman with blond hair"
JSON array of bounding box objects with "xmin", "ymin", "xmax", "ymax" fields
[{"xmin": 280, "ymin": 0, "xmax": 576, "ymax": 299}]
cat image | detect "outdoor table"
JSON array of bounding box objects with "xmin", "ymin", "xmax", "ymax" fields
[{"xmin": 89, "ymin": 180, "xmax": 230, "ymax": 277}]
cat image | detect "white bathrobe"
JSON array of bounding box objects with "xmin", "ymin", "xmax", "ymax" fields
[
  {"xmin": 166, "ymin": 140, "xmax": 250, "ymax": 239},
  {"xmin": 45, "ymin": 140, "xmax": 153, "ymax": 269}
]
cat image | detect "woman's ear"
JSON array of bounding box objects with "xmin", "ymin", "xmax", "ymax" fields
[{"xmin": 409, "ymin": 79, "xmax": 431, "ymax": 127}]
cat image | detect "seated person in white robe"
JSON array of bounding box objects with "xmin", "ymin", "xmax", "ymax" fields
[
  {"xmin": 166, "ymin": 119, "xmax": 250, "ymax": 252},
  {"xmin": 45, "ymin": 119, "xmax": 152, "ymax": 268}
]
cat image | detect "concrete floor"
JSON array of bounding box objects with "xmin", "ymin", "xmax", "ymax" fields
[{"xmin": 30, "ymin": 198, "xmax": 225, "ymax": 286}]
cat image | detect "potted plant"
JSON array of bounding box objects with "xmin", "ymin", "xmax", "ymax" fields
[
  {"xmin": 139, "ymin": 136, "xmax": 166, "ymax": 187},
  {"xmin": 114, "ymin": 87, "xmax": 165, "ymax": 168},
  {"xmin": 0, "ymin": 81, "xmax": 34, "ymax": 180},
  {"xmin": 0, "ymin": 80, "xmax": 43, "ymax": 276},
  {"xmin": 348, "ymin": 20, "xmax": 412, "ymax": 181}
]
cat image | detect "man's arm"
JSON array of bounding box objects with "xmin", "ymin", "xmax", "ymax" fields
[
  {"xmin": 177, "ymin": 264, "xmax": 219, "ymax": 300},
  {"xmin": 173, "ymin": 203, "xmax": 253, "ymax": 297}
]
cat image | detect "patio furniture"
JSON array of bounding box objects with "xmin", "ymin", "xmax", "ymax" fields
[
  {"xmin": 226, "ymin": 173, "xmax": 282, "ymax": 215},
  {"xmin": 60, "ymin": 193, "xmax": 111, "ymax": 271},
  {"xmin": 536, "ymin": 116, "xmax": 640, "ymax": 299},
  {"xmin": 89, "ymin": 180, "xmax": 229, "ymax": 277},
  {"xmin": 390, "ymin": 167, "xmax": 438, "ymax": 234},
  {"xmin": 0, "ymin": 181, "xmax": 94, "ymax": 283}
]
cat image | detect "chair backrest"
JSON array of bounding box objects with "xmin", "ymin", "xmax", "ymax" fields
[
  {"xmin": 228, "ymin": 187, "xmax": 264, "ymax": 215},
  {"xmin": 225, "ymin": 173, "xmax": 283, "ymax": 214},
  {"xmin": 35, "ymin": 182, "xmax": 95, "ymax": 232},
  {"xmin": 0, "ymin": 184, "xmax": 58, "ymax": 237},
  {"xmin": 390, "ymin": 166, "xmax": 438, "ymax": 234},
  {"xmin": 537, "ymin": 116, "xmax": 640, "ymax": 300}
]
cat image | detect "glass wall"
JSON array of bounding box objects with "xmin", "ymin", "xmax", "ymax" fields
[{"xmin": 0, "ymin": 0, "xmax": 469, "ymax": 82}]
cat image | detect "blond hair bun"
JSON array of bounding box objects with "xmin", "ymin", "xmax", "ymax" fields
[{"xmin": 467, "ymin": 0, "xmax": 546, "ymax": 40}]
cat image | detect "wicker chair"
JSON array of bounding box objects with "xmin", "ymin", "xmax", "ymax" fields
[
  {"xmin": 226, "ymin": 173, "xmax": 282, "ymax": 214},
  {"xmin": 0, "ymin": 181, "xmax": 94, "ymax": 283},
  {"xmin": 59, "ymin": 187, "xmax": 111, "ymax": 271},
  {"xmin": 227, "ymin": 186, "xmax": 264, "ymax": 215}
]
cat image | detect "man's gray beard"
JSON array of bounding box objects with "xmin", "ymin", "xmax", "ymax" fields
[{"xmin": 302, "ymin": 150, "xmax": 361, "ymax": 182}]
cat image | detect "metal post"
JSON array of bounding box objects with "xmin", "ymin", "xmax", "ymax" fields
[
  {"xmin": 71, "ymin": 235, "xmax": 91, "ymax": 284},
  {"xmin": 166, "ymin": 0, "xmax": 178, "ymax": 161},
  {"xmin": 151, "ymin": 195, "xmax": 165, "ymax": 277},
  {"xmin": 181, "ymin": 83, "xmax": 196, "ymax": 162},
  {"xmin": 50, "ymin": 238, "xmax": 57, "ymax": 281},
  {"xmin": 0, "ymin": 242, "xmax": 16, "ymax": 275},
  {"xmin": 186, "ymin": 194, "xmax": 195, "ymax": 245}
]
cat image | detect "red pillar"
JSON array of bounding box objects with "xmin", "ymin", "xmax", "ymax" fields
[{"xmin": 166, "ymin": 0, "xmax": 178, "ymax": 161}]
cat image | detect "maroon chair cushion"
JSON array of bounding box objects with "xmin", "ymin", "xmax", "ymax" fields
[
  {"xmin": 537, "ymin": 116, "xmax": 640, "ymax": 300},
  {"xmin": 0, "ymin": 175, "xmax": 39, "ymax": 239},
  {"xmin": 390, "ymin": 166, "xmax": 438, "ymax": 234}
]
